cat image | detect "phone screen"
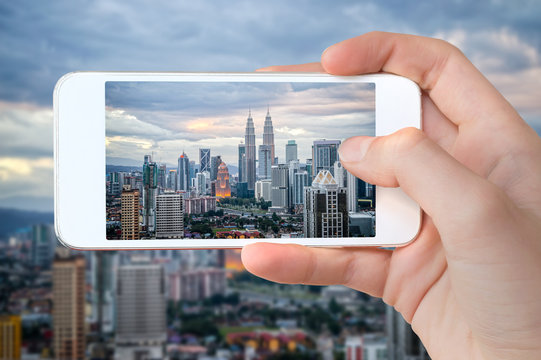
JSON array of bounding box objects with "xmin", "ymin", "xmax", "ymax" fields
[{"xmin": 105, "ymin": 81, "xmax": 375, "ymax": 241}]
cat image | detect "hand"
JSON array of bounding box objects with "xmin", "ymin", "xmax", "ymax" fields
[{"xmin": 242, "ymin": 32, "xmax": 541, "ymax": 360}]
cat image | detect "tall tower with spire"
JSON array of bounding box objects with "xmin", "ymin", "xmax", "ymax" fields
[
  {"xmin": 244, "ymin": 109, "xmax": 256, "ymax": 191},
  {"xmin": 262, "ymin": 106, "xmax": 276, "ymax": 164}
]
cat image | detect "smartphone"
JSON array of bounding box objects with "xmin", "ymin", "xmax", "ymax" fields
[{"xmin": 54, "ymin": 72, "xmax": 421, "ymax": 250}]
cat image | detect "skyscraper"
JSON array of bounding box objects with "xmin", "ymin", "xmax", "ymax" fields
[
  {"xmin": 312, "ymin": 139, "xmax": 341, "ymax": 177},
  {"xmin": 286, "ymin": 140, "xmax": 298, "ymax": 163},
  {"xmin": 334, "ymin": 161, "xmax": 347, "ymax": 188},
  {"xmin": 244, "ymin": 109, "xmax": 256, "ymax": 191},
  {"xmin": 0, "ymin": 315, "xmax": 21, "ymax": 360},
  {"xmin": 31, "ymin": 224, "xmax": 57, "ymax": 269},
  {"xmin": 156, "ymin": 193, "xmax": 184, "ymax": 239},
  {"xmin": 215, "ymin": 162, "xmax": 231, "ymax": 198},
  {"xmin": 293, "ymin": 171, "xmax": 309, "ymax": 206},
  {"xmin": 262, "ymin": 107, "xmax": 275, "ymax": 165},
  {"xmin": 271, "ymin": 164, "xmax": 289, "ymax": 209},
  {"xmin": 258, "ymin": 144, "xmax": 272, "ymax": 179},
  {"xmin": 304, "ymin": 170, "xmax": 348, "ymax": 238},
  {"xmin": 116, "ymin": 262, "xmax": 166, "ymax": 359},
  {"xmin": 238, "ymin": 143, "xmax": 246, "ymax": 182},
  {"xmin": 177, "ymin": 152, "xmax": 190, "ymax": 191},
  {"xmin": 157, "ymin": 164, "xmax": 167, "ymax": 190},
  {"xmin": 386, "ymin": 305, "xmax": 429, "ymax": 360},
  {"xmin": 255, "ymin": 179, "xmax": 272, "ymax": 201},
  {"xmin": 210, "ymin": 155, "xmax": 222, "ymax": 181},
  {"xmin": 53, "ymin": 254, "xmax": 86, "ymax": 360},
  {"xmin": 143, "ymin": 157, "xmax": 158, "ymax": 232},
  {"xmin": 121, "ymin": 189, "xmax": 140, "ymax": 240},
  {"xmin": 196, "ymin": 171, "xmax": 209, "ymax": 196},
  {"xmin": 199, "ymin": 148, "xmax": 211, "ymax": 173},
  {"xmin": 167, "ymin": 169, "xmax": 177, "ymax": 191}
]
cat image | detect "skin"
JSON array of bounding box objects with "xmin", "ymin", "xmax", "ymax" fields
[{"xmin": 241, "ymin": 32, "xmax": 541, "ymax": 360}]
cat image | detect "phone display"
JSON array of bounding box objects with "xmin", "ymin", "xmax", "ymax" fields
[{"xmin": 105, "ymin": 81, "xmax": 376, "ymax": 241}]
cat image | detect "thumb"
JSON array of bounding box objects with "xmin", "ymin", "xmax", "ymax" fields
[{"xmin": 339, "ymin": 127, "xmax": 510, "ymax": 248}]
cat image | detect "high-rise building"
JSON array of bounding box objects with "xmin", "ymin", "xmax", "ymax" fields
[
  {"xmin": 0, "ymin": 315, "xmax": 21, "ymax": 360},
  {"xmin": 90, "ymin": 252, "xmax": 117, "ymax": 336},
  {"xmin": 189, "ymin": 160, "xmax": 197, "ymax": 187},
  {"xmin": 156, "ymin": 193, "xmax": 184, "ymax": 239},
  {"xmin": 116, "ymin": 263, "xmax": 166, "ymax": 359},
  {"xmin": 306, "ymin": 159, "xmax": 313, "ymax": 181},
  {"xmin": 196, "ymin": 171, "xmax": 209, "ymax": 196},
  {"xmin": 210, "ymin": 155, "xmax": 222, "ymax": 181},
  {"xmin": 199, "ymin": 148, "xmax": 211, "ymax": 173},
  {"xmin": 288, "ymin": 160, "xmax": 300, "ymax": 207},
  {"xmin": 238, "ymin": 143, "xmax": 246, "ymax": 182},
  {"xmin": 31, "ymin": 224, "xmax": 57, "ymax": 269},
  {"xmin": 143, "ymin": 157, "xmax": 158, "ymax": 232},
  {"xmin": 271, "ymin": 164, "xmax": 289, "ymax": 209},
  {"xmin": 312, "ymin": 140, "xmax": 341, "ymax": 177},
  {"xmin": 334, "ymin": 161, "xmax": 347, "ymax": 188},
  {"xmin": 244, "ymin": 109, "xmax": 256, "ymax": 191},
  {"xmin": 262, "ymin": 107, "xmax": 275, "ymax": 165},
  {"xmin": 121, "ymin": 189, "xmax": 140, "ymax": 240},
  {"xmin": 167, "ymin": 169, "xmax": 177, "ymax": 191},
  {"xmin": 177, "ymin": 152, "xmax": 190, "ymax": 191},
  {"xmin": 258, "ymin": 144, "xmax": 272, "ymax": 179},
  {"xmin": 53, "ymin": 254, "xmax": 86, "ymax": 360},
  {"xmin": 347, "ymin": 172, "xmax": 376, "ymax": 211},
  {"xmin": 184, "ymin": 196, "xmax": 217, "ymax": 214},
  {"xmin": 285, "ymin": 140, "xmax": 298, "ymax": 163},
  {"xmin": 255, "ymin": 179, "xmax": 272, "ymax": 201},
  {"xmin": 215, "ymin": 162, "xmax": 231, "ymax": 198},
  {"xmin": 293, "ymin": 171, "xmax": 309, "ymax": 206},
  {"xmin": 157, "ymin": 164, "xmax": 167, "ymax": 190},
  {"xmin": 304, "ymin": 170, "xmax": 348, "ymax": 238}
]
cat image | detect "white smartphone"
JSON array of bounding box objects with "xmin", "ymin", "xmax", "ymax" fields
[{"xmin": 54, "ymin": 72, "xmax": 421, "ymax": 250}]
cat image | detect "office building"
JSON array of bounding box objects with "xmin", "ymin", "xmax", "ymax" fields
[
  {"xmin": 347, "ymin": 172, "xmax": 376, "ymax": 211},
  {"xmin": 184, "ymin": 196, "xmax": 217, "ymax": 215},
  {"xmin": 53, "ymin": 254, "xmax": 86, "ymax": 360},
  {"xmin": 304, "ymin": 170, "xmax": 348, "ymax": 238},
  {"xmin": 90, "ymin": 252, "xmax": 117, "ymax": 335},
  {"xmin": 288, "ymin": 160, "xmax": 300, "ymax": 207},
  {"xmin": 0, "ymin": 315, "xmax": 21, "ymax": 360},
  {"xmin": 121, "ymin": 189, "xmax": 140, "ymax": 240},
  {"xmin": 262, "ymin": 107, "xmax": 275, "ymax": 165},
  {"xmin": 169, "ymin": 268, "xmax": 227, "ymax": 301},
  {"xmin": 199, "ymin": 148, "xmax": 211, "ymax": 173},
  {"xmin": 155, "ymin": 193, "xmax": 184, "ymax": 239},
  {"xmin": 196, "ymin": 171, "xmax": 209, "ymax": 196},
  {"xmin": 244, "ymin": 109, "xmax": 256, "ymax": 190},
  {"xmin": 285, "ymin": 140, "xmax": 298, "ymax": 163},
  {"xmin": 271, "ymin": 164, "xmax": 289, "ymax": 209},
  {"xmin": 236, "ymin": 181, "xmax": 253, "ymax": 198},
  {"xmin": 349, "ymin": 213, "xmax": 375, "ymax": 237},
  {"xmin": 143, "ymin": 157, "xmax": 158, "ymax": 232},
  {"xmin": 258, "ymin": 144, "xmax": 272, "ymax": 179},
  {"xmin": 157, "ymin": 164, "xmax": 167, "ymax": 190},
  {"xmin": 116, "ymin": 262, "xmax": 166, "ymax": 359},
  {"xmin": 167, "ymin": 169, "xmax": 177, "ymax": 191},
  {"xmin": 306, "ymin": 159, "xmax": 313, "ymax": 181},
  {"xmin": 177, "ymin": 152, "xmax": 190, "ymax": 191},
  {"xmin": 189, "ymin": 160, "xmax": 197, "ymax": 186},
  {"xmin": 312, "ymin": 140, "xmax": 341, "ymax": 177},
  {"xmin": 255, "ymin": 179, "xmax": 272, "ymax": 202},
  {"xmin": 238, "ymin": 143, "xmax": 246, "ymax": 182},
  {"xmin": 31, "ymin": 224, "xmax": 57, "ymax": 269},
  {"xmin": 210, "ymin": 155, "xmax": 222, "ymax": 181},
  {"xmin": 334, "ymin": 161, "xmax": 347, "ymax": 188},
  {"xmin": 215, "ymin": 162, "xmax": 231, "ymax": 198},
  {"xmin": 293, "ymin": 171, "xmax": 309, "ymax": 206}
]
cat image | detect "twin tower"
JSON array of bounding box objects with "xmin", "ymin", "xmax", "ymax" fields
[{"xmin": 240, "ymin": 107, "xmax": 275, "ymax": 191}]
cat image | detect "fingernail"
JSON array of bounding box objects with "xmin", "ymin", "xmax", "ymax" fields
[{"xmin": 338, "ymin": 137, "xmax": 374, "ymax": 162}]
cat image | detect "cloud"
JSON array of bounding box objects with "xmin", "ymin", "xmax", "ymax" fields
[{"xmin": 0, "ymin": 156, "xmax": 54, "ymax": 198}]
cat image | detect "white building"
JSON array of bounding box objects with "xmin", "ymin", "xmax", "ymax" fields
[
  {"xmin": 155, "ymin": 193, "xmax": 184, "ymax": 239},
  {"xmin": 255, "ymin": 179, "xmax": 272, "ymax": 201},
  {"xmin": 271, "ymin": 164, "xmax": 289, "ymax": 209}
]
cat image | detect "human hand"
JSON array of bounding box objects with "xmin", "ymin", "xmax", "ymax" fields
[{"xmin": 242, "ymin": 32, "xmax": 541, "ymax": 360}]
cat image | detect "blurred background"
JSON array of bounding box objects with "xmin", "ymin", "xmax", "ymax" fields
[{"xmin": 0, "ymin": 1, "xmax": 540, "ymax": 359}]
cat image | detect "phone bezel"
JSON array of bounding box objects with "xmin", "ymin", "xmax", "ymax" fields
[{"xmin": 54, "ymin": 72, "xmax": 421, "ymax": 250}]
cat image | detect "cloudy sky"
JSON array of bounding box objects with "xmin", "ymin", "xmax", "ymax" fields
[
  {"xmin": 1, "ymin": 0, "xmax": 540, "ymax": 211},
  {"xmin": 106, "ymin": 81, "xmax": 374, "ymax": 167}
]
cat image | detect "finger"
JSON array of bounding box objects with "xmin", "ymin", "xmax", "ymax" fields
[
  {"xmin": 421, "ymin": 92, "xmax": 458, "ymax": 152},
  {"xmin": 256, "ymin": 62, "xmax": 324, "ymax": 72},
  {"xmin": 241, "ymin": 242, "xmax": 391, "ymax": 297},
  {"xmin": 321, "ymin": 31, "xmax": 523, "ymax": 131},
  {"xmin": 338, "ymin": 128, "xmax": 509, "ymax": 240}
]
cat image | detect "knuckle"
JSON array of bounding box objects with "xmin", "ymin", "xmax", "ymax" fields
[{"xmin": 390, "ymin": 127, "xmax": 428, "ymax": 158}]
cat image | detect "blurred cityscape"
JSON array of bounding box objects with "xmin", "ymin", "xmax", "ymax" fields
[{"xmin": 0, "ymin": 110, "xmax": 429, "ymax": 359}]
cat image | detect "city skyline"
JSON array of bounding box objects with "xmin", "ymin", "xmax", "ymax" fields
[{"xmin": 106, "ymin": 82, "xmax": 375, "ymax": 167}]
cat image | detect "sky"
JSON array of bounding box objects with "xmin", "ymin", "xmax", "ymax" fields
[
  {"xmin": 1, "ymin": 0, "xmax": 540, "ymax": 211},
  {"xmin": 105, "ymin": 81, "xmax": 375, "ymax": 167}
]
